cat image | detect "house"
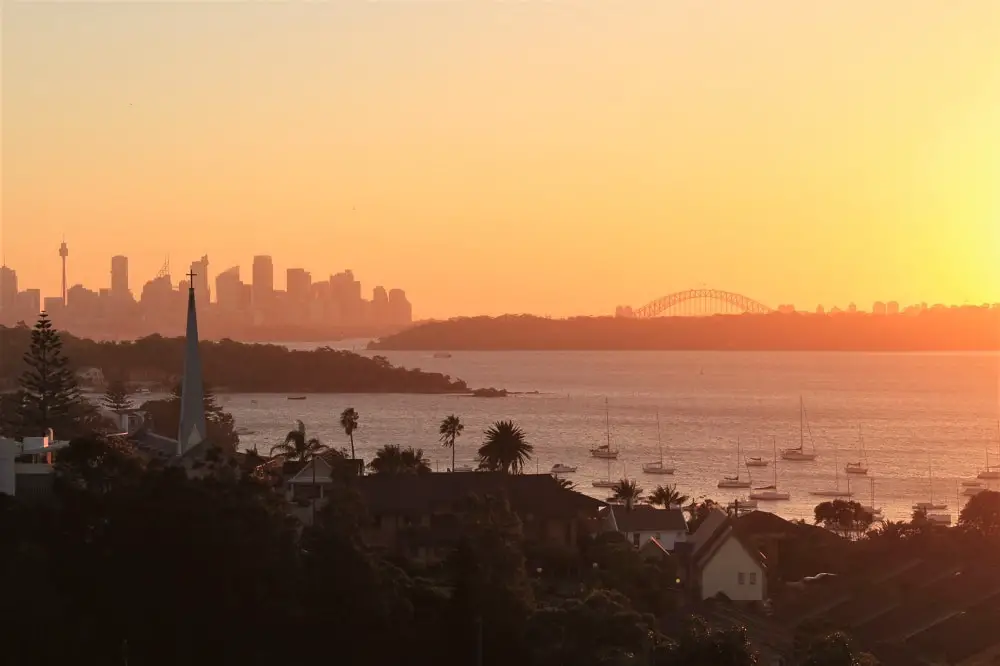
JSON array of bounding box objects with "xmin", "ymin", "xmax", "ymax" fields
[
  {"xmin": 685, "ymin": 508, "xmax": 767, "ymax": 602},
  {"xmin": 0, "ymin": 431, "xmax": 72, "ymax": 500},
  {"xmin": 354, "ymin": 473, "xmax": 606, "ymax": 563},
  {"xmin": 604, "ymin": 504, "xmax": 688, "ymax": 550}
]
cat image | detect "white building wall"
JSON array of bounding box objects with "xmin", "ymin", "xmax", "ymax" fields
[
  {"xmin": 700, "ymin": 536, "xmax": 764, "ymax": 601},
  {"xmin": 624, "ymin": 529, "xmax": 687, "ymax": 550},
  {"xmin": 0, "ymin": 438, "xmax": 18, "ymax": 496}
]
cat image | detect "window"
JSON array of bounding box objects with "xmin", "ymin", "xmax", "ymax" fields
[
  {"xmin": 633, "ymin": 533, "xmax": 641, "ymax": 547},
  {"xmin": 737, "ymin": 572, "xmax": 746, "ymax": 585},
  {"xmin": 749, "ymin": 572, "xmax": 757, "ymax": 585}
]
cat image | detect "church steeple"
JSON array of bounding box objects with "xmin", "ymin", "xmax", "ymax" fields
[{"xmin": 177, "ymin": 270, "xmax": 207, "ymax": 455}]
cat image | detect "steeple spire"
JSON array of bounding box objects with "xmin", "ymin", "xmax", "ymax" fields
[{"xmin": 177, "ymin": 275, "xmax": 207, "ymax": 455}]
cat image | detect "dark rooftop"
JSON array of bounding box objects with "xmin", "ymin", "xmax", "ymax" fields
[
  {"xmin": 611, "ymin": 505, "xmax": 687, "ymax": 532},
  {"xmin": 355, "ymin": 472, "xmax": 605, "ymax": 519}
]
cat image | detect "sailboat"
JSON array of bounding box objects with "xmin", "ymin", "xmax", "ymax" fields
[
  {"xmin": 745, "ymin": 455, "xmax": 769, "ymax": 468},
  {"xmin": 642, "ymin": 410, "xmax": 675, "ymax": 475},
  {"xmin": 718, "ymin": 438, "xmax": 752, "ymax": 489},
  {"xmin": 913, "ymin": 454, "xmax": 948, "ymax": 512},
  {"xmin": 750, "ymin": 438, "xmax": 790, "ymax": 501},
  {"xmin": 976, "ymin": 422, "xmax": 1000, "ymax": 480},
  {"xmin": 592, "ymin": 411, "xmax": 618, "ymax": 488},
  {"xmin": 781, "ymin": 397, "xmax": 818, "ymax": 461},
  {"xmin": 810, "ymin": 439, "xmax": 852, "ymax": 497},
  {"xmin": 845, "ymin": 424, "xmax": 869, "ymax": 475},
  {"xmin": 592, "ymin": 451, "xmax": 617, "ymax": 488},
  {"xmin": 590, "ymin": 398, "xmax": 620, "ymax": 459}
]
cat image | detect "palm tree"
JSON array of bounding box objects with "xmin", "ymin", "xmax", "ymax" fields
[
  {"xmin": 340, "ymin": 407, "xmax": 359, "ymax": 463},
  {"xmin": 439, "ymin": 414, "xmax": 464, "ymax": 472},
  {"xmin": 555, "ymin": 477, "xmax": 576, "ymax": 491},
  {"xmin": 611, "ymin": 479, "xmax": 643, "ymax": 510},
  {"xmin": 477, "ymin": 420, "xmax": 533, "ymax": 474},
  {"xmin": 269, "ymin": 420, "xmax": 328, "ymax": 462},
  {"xmin": 647, "ymin": 484, "xmax": 689, "ymax": 509},
  {"xmin": 368, "ymin": 444, "xmax": 432, "ymax": 475}
]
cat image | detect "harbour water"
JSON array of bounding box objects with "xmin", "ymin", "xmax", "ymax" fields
[{"xmin": 192, "ymin": 350, "xmax": 998, "ymax": 523}]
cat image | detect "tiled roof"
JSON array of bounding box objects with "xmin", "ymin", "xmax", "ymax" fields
[
  {"xmin": 355, "ymin": 473, "xmax": 605, "ymax": 519},
  {"xmin": 611, "ymin": 505, "xmax": 687, "ymax": 532}
]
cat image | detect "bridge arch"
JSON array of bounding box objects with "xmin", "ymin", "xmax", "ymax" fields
[{"xmin": 630, "ymin": 289, "xmax": 773, "ymax": 318}]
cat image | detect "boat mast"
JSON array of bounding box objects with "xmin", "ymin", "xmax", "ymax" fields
[
  {"xmin": 656, "ymin": 410, "xmax": 663, "ymax": 465},
  {"xmin": 736, "ymin": 436, "xmax": 741, "ymax": 479},
  {"xmin": 773, "ymin": 437, "xmax": 778, "ymax": 487},
  {"xmin": 605, "ymin": 398, "xmax": 611, "ymax": 450},
  {"xmin": 834, "ymin": 438, "xmax": 840, "ymax": 490},
  {"xmin": 800, "ymin": 396, "xmax": 804, "ymax": 451}
]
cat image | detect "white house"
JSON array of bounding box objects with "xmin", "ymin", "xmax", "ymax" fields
[
  {"xmin": 688, "ymin": 508, "xmax": 767, "ymax": 602},
  {"xmin": 0, "ymin": 431, "xmax": 72, "ymax": 500},
  {"xmin": 604, "ymin": 504, "xmax": 688, "ymax": 550}
]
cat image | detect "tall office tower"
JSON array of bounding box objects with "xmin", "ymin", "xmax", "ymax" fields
[
  {"xmin": 111, "ymin": 255, "xmax": 129, "ymax": 296},
  {"xmin": 190, "ymin": 255, "xmax": 210, "ymax": 303},
  {"xmin": 286, "ymin": 268, "xmax": 312, "ymax": 301},
  {"xmin": 215, "ymin": 266, "xmax": 243, "ymax": 310},
  {"xmin": 0, "ymin": 265, "xmax": 17, "ymax": 312},
  {"xmin": 252, "ymin": 255, "xmax": 274, "ymax": 307},
  {"xmin": 388, "ymin": 289, "xmax": 413, "ymax": 325},
  {"xmin": 59, "ymin": 240, "xmax": 69, "ymax": 306}
]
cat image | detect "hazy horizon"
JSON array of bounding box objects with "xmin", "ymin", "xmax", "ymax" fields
[{"xmin": 4, "ymin": 1, "xmax": 998, "ymax": 319}]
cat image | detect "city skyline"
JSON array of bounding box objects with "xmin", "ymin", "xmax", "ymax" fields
[{"xmin": 4, "ymin": 2, "xmax": 999, "ymax": 317}]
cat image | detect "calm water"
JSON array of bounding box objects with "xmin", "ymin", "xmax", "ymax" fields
[{"xmin": 187, "ymin": 350, "xmax": 1000, "ymax": 523}]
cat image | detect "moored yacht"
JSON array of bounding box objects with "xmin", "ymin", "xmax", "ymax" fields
[
  {"xmin": 718, "ymin": 438, "xmax": 752, "ymax": 489},
  {"xmin": 642, "ymin": 410, "xmax": 675, "ymax": 475},
  {"xmin": 782, "ymin": 397, "xmax": 818, "ymax": 461},
  {"xmin": 590, "ymin": 398, "xmax": 620, "ymax": 459},
  {"xmin": 745, "ymin": 456, "xmax": 769, "ymax": 468},
  {"xmin": 844, "ymin": 425, "xmax": 869, "ymax": 475},
  {"xmin": 550, "ymin": 463, "xmax": 577, "ymax": 474},
  {"xmin": 750, "ymin": 439, "xmax": 790, "ymax": 501}
]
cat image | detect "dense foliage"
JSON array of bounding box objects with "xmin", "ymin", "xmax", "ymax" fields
[
  {"xmin": 0, "ymin": 325, "xmax": 469, "ymax": 393},
  {"xmin": 139, "ymin": 383, "xmax": 241, "ymax": 452},
  {"xmin": 369, "ymin": 309, "xmax": 1000, "ymax": 352}
]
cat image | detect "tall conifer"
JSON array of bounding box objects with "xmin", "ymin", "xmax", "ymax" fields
[{"xmin": 19, "ymin": 313, "xmax": 84, "ymax": 435}]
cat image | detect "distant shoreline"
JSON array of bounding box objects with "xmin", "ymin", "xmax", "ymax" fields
[{"xmin": 368, "ymin": 312, "xmax": 1000, "ymax": 353}]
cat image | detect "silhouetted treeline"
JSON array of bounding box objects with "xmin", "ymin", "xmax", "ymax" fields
[
  {"xmin": 0, "ymin": 325, "xmax": 468, "ymax": 393},
  {"xmin": 370, "ymin": 310, "xmax": 1000, "ymax": 352}
]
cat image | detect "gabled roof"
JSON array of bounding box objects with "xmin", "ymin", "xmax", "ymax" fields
[
  {"xmin": 692, "ymin": 514, "xmax": 767, "ymax": 571},
  {"xmin": 287, "ymin": 457, "xmax": 335, "ymax": 484},
  {"xmin": 639, "ymin": 537, "xmax": 672, "ymax": 558},
  {"xmin": 610, "ymin": 505, "xmax": 687, "ymax": 532},
  {"xmin": 355, "ymin": 473, "xmax": 605, "ymax": 519},
  {"xmin": 690, "ymin": 508, "xmax": 728, "ymax": 549}
]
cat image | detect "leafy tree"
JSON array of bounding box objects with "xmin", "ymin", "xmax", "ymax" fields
[
  {"xmin": 959, "ymin": 490, "xmax": 1000, "ymax": 537},
  {"xmin": 683, "ymin": 499, "xmax": 722, "ymax": 533},
  {"xmin": 139, "ymin": 383, "xmax": 240, "ymax": 453},
  {"xmin": 799, "ymin": 630, "xmax": 880, "ymax": 666},
  {"xmin": 449, "ymin": 494, "xmax": 534, "ymax": 666},
  {"xmin": 527, "ymin": 589, "xmax": 661, "ymax": 666},
  {"xmin": 655, "ymin": 615, "xmax": 758, "ymax": 665},
  {"xmin": 814, "ymin": 500, "xmax": 874, "ymax": 539},
  {"xmin": 101, "ymin": 380, "xmax": 134, "ymax": 414},
  {"xmin": 18, "ymin": 313, "xmax": 89, "ymax": 437},
  {"xmin": 340, "ymin": 407, "xmax": 359, "ymax": 463},
  {"xmin": 477, "ymin": 420, "xmax": 533, "ymax": 474},
  {"xmin": 648, "ymin": 484, "xmax": 689, "ymax": 508},
  {"xmin": 439, "ymin": 414, "xmax": 464, "ymax": 472},
  {"xmin": 269, "ymin": 420, "xmax": 328, "ymax": 462},
  {"xmin": 556, "ymin": 477, "xmax": 576, "ymax": 490},
  {"xmin": 866, "ymin": 519, "xmax": 912, "ymax": 542},
  {"xmin": 54, "ymin": 435, "xmax": 144, "ymax": 495},
  {"xmin": 611, "ymin": 479, "xmax": 644, "ymax": 510},
  {"xmin": 0, "ymin": 390, "xmax": 28, "ymax": 438},
  {"xmin": 368, "ymin": 444, "xmax": 432, "ymax": 475}
]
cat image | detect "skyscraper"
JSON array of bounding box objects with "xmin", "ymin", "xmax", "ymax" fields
[
  {"xmin": 252, "ymin": 255, "xmax": 274, "ymax": 307},
  {"xmin": 286, "ymin": 268, "xmax": 312, "ymax": 301},
  {"xmin": 59, "ymin": 240, "xmax": 69, "ymax": 306},
  {"xmin": 190, "ymin": 256, "xmax": 210, "ymax": 303},
  {"xmin": 111, "ymin": 255, "xmax": 129, "ymax": 296},
  {"xmin": 0, "ymin": 265, "xmax": 17, "ymax": 312}
]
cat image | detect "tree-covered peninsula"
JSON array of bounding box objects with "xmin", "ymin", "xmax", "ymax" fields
[
  {"xmin": 0, "ymin": 325, "xmax": 468, "ymax": 393},
  {"xmin": 369, "ymin": 308, "xmax": 1000, "ymax": 352}
]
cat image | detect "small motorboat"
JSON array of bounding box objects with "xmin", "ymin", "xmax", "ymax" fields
[
  {"xmin": 287, "ymin": 396, "xmax": 307, "ymax": 401},
  {"xmin": 591, "ymin": 446, "xmax": 619, "ymax": 459},
  {"xmin": 927, "ymin": 513, "xmax": 952, "ymax": 526},
  {"xmin": 642, "ymin": 461, "xmax": 675, "ymax": 474},
  {"xmin": 913, "ymin": 501, "xmax": 948, "ymax": 511},
  {"xmin": 433, "ymin": 352, "xmax": 453, "ymax": 359},
  {"xmin": 718, "ymin": 476, "xmax": 751, "ymax": 489},
  {"xmin": 745, "ymin": 456, "xmax": 769, "ymax": 468},
  {"xmin": 962, "ymin": 480, "xmax": 983, "ymax": 487},
  {"xmin": 550, "ymin": 463, "xmax": 577, "ymax": 474},
  {"xmin": 845, "ymin": 462, "xmax": 869, "ymax": 475},
  {"xmin": 592, "ymin": 479, "xmax": 618, "ymax": 489}
]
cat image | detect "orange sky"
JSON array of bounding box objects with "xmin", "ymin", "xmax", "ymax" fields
[{"xmin": 3, "ymin": 1, "xmax": 999, "ymax": 318}]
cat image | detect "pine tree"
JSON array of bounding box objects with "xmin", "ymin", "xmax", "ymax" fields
[
  {"xmin": 102, "ymin": 380, "xmax": 135, "ymax": 413},
  {"xmin": 18, "ymin": 313, "xmax": 85, "ymax": 436}
]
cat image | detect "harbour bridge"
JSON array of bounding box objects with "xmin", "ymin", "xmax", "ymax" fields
[{"xmin": 617, "ymin": 289, "xmax": 774, "ymax": 318}]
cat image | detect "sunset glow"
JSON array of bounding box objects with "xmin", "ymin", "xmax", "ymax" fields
[{"xmin": 3, "ymin": 0, "xmax": 999, "ymax": 317}]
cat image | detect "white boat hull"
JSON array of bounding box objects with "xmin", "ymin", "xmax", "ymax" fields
[
  {"xmin": 782, "ymin": 452, "xmax": 817, "ymax": 461},
  {"xmin": 913, "ymin": 502, "xmax": 948, "ymax": 511},
  {"xmin": 810, "ymin": 490, "xmax": 853, "ymax": 498},
  {"xmin": 592, "ymin": 480, "xmax": 618, "ymax": 488},
  {"xmin": 928, "ymin": 513, "xmax": 952, "ymax": 525},
  {"xmin": 642, "ymin": 463, "xmax": 675, "ymax": 475},
  {"xmin": 718, "ymin": 480, "xmax": 752, "ymax": 489},
  {"xmin": 749, "ymin": 490, "xmax": 790, "ymax": 501},
  {"xmin": 745, "ymin": 460, "xmax": 769, "ymax": 468},
  {"xmin": 591, "ymin": 451, "xmax": 619, "ymax": 459},
  {"xmin": 845, "ymin": 466, "xmax": 868, "ymax": 475},
  {"xmin": 550, "ymin": 465, "xmax": 577, "ymax": 474},
  {"xmin": 978, "ymin": 471, "xmax": 1000, "ymax": 480}
]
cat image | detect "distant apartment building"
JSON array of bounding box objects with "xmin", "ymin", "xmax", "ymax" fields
[
  {"xmin": 873, "ymin": 301, "xmax": 887, "ymax": 315},
  {"xmin": 286, "ymin": 268, "xmax": 312, "ymax": 302},
  {"xmin": 111, "ymin": 255, "xmax": 130, "ymax": 297},
  {"xmin": 190, "ymin": 256, "xmax": 211, "ymax": 304},
  {"xmin": 215, "ymin": 266, "xmax": 244, "ymax": 310},
  {"xmin": 887, "ymin": 301, "xmax": 900, "ymax": 315},
  {"xmin": 0, "ymin": 265, "xmax": 18, "ymax": 313},
  {"xmin": 252, "ymin": 256, "xmax": 274, "ymax": 308}
]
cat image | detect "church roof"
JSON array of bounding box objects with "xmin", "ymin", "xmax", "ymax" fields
[{"xmin": 177, "ymin": 278, "xmax": 207, "ymax": 455}]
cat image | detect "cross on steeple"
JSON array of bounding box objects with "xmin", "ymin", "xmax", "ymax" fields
[{"xmin": 187, "ymin": 269, "xmax": 197, "ymax": 284}]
